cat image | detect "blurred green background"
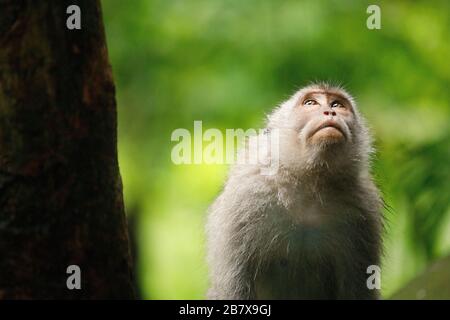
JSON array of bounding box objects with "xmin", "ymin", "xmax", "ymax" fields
[{"xmin": 101, "ymin": 0, "xmax": 450, "ymax": 299}]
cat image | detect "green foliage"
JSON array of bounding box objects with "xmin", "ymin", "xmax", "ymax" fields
[
  {"xmin": 101, "ymin": 0, "xmax": 450, "ymax": 299},
  {"xmin": 390, "ymin": 255, "xmax": 450, "ymax": 299}
]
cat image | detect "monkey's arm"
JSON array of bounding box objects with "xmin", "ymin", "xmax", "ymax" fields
[
  {"xmin": 206, "ymin": 196, "xmax": 257, "ymax": 299},
  {"xmin": 206, "ymin": 174, "xmax": 274, "ymax": 300},
  {"xmin": 336, "ymin": 205, "xmax": 383, "ymax": 300}
]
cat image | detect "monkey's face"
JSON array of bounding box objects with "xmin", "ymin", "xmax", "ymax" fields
[
  {"xmin": 293, "ymin": 91, "xmax": 355, "ymax": 148},
  {"xmin": 267, "ymin": 84, "xmax": 368, "ymax": 172}
]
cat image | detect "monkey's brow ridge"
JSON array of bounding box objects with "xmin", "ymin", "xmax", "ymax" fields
[{"xmin": 301, "ymin": 91, "xmax": 351, "ymax": 104}]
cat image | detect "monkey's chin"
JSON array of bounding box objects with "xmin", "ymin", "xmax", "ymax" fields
[{"xmin": 310, "ymin": 127, "xmax": 345, "ymax": 145}]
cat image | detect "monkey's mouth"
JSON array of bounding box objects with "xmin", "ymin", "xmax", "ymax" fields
[{"xmin": 311, "ymin": 120, "xmax": 345, "ymax": 138}]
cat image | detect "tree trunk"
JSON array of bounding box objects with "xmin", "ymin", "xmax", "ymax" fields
[{"xmin": 0, "ymin": 0, "xmax": 135, "ymax": 299}]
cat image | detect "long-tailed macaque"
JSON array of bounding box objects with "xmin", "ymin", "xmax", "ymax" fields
[{"xmin": 206, "ymin": 83, "xmax": 383, "ymax": 299}]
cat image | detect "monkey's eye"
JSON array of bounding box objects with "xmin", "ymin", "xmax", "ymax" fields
[
  {"xmin": 331, "ymin": 101, "xmax": 344, "ymax": 108},
  {"xmin": 303, "ymin": 99, "xmax": 317, "ymax": 106}
]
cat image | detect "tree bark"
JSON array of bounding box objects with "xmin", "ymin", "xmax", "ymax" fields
[{"xmin": 0, "ymin": 0, "xmax": 135, "ymax": 299}]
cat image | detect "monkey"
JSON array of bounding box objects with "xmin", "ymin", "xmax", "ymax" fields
[{"xmin": 205, "ymin": 82, "xmax": 383, "ymax": 300}]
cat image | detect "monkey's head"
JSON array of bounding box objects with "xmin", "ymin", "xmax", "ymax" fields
[{"xmin": 267, "ymin": 83, "xmax": 372, "ymax": 174}]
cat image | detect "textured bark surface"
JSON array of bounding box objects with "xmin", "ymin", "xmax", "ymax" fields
[{"xmin": 0, "ymin": 0, "xmax": 135, "ymax": 299}]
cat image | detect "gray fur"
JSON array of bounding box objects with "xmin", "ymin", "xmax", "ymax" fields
[{"xmin": 206, "ymin": 83, "xmax": 383, "ymax": 299}]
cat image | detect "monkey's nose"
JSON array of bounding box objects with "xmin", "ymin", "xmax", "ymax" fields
[{"xmin": 324, "ymin": 111, "xmax": 336, "ymax": 116}]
